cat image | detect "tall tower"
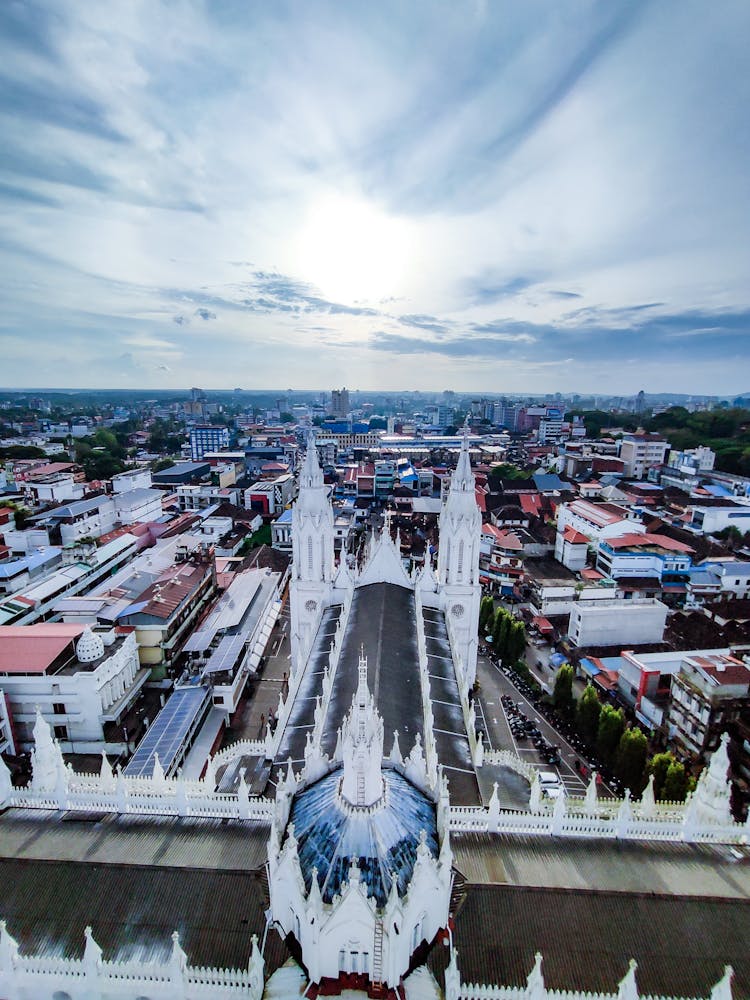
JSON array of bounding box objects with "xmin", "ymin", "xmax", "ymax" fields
[
  {"xmin": 437, "ymin": 429, "xmax": 482, "ymax": 686},
  {"xmin": 290, "ymin": 434, "xmax": 335, "ymax": 670}
]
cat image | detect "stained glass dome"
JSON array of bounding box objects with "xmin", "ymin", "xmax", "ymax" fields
[{"xmin": 288, "ymin": 766, "xmax": 438, "ymax": 908}]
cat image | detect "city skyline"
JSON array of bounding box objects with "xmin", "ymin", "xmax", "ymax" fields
[{"xmin": 1, "ymin": 1, "xmax": 749, "ymax": 392}]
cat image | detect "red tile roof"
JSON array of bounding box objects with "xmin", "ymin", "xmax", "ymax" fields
[
  {"xmin": 0, "ymin": 623, "xmax": 85, "ymax": 674},
  {"xmin": 563, "ymin": 526, "xmax": 589, "ymax": 545},
  {"xmin": 605, "ymin": 533, "xmax": 694, "ymax": 553}
]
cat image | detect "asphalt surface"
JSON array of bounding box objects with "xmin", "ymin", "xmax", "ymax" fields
[{"xmin": 475, "ymin": 653, "xmax": 599, "ymax": 797}]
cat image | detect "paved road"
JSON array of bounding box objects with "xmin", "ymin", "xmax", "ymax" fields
[{"xmin": 475, "ymin": 653, "xmax": 613, "ymax": 797}]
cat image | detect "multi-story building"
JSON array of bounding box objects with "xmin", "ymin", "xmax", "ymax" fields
[
  {"xmin": 32, "ymin": 494, "xmax": 117, "ymax": 545},
  {"xmin": 0, "ymin": 534, "xmax": 139, "ymax": 627},
  {"xmin": 568, "ymin": 598, "xmax": 668, "ymax": 648},
  {"xmin": 478, "ymin": 524, "xmax": 524, "ymax": 595},
  {"xmin": 190, "ymin": 425, "xmax": 230, "ymax": 462},
  {"xmin": 244, "ymin": 474, "xmax": 295, "ymax": 517},
  {"xmin": 113, "ymin": 488, "xmax": 164, "ymax": 525},
  {"xmin": 688, "ymin": 500, "xmax": 750, "ymax": 535},
  {"xmin": 111, "ymin": 468, "xmax": 153, "ymax": 494},
  {"xmin": 316, "ymin": 421, "xmax": 381, "ymax": 452},
  {"xmin": 668, "ymin": 651, "xmax": 750, "ymax": 757},
  {"xmin": 330, "ymin": 387, "xmax": 350, "ymax": 417},
  {"xmin": 0, "ymin": 624, "xmax": 145, "ymax": 752},
  {"xmin": 115, "ymin": 549, "xmax": 217, "ymax": 678},
  {"xmin": 619, "ymin": 432, "xmax": 670, "ymax": 479},
  {"xmin": 596, "ymin": 533, "xmax": 694, "ymax": 585},
  {"xmin": 555, "ymin": 500, "xmax": 643, "ymax": 563}
]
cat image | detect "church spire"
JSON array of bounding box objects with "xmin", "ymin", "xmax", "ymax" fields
[
  {"xmin": 340, "ymin": 648, "xmax": 385, "ymax": 808},
  {"xmin": 300, "ymin": 430, "xmax": 323, "ymax": 490},
  {"xmin": 451, "ymin": 423, "xmax": 474, "ymax": 495}
]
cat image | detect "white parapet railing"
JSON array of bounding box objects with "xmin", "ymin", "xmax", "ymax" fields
[
  {"xmin": 0, "ymin": 714, "xmax": 274, "ymax": 823},
  {"xmin": 448, "ymin": 786, "xmax": 750, "ymax": 845},
  {"xmin": 0, "ymin": 923, "xmax": 265, "ymax": 1000},
  {"xmin": 445, "ymin": 948, "xmax": 736, "ymax": 1000},
  {"xmin": 483, "ymin": 748, "xmax": 537, "ymax": 782}
]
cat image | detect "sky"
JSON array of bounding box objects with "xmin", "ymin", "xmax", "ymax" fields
[{"xmin": 1, "ymin": 0, "xmax": 749, "ymax": 395}]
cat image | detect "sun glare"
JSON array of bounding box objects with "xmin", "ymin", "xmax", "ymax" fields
[{"xmin": 294, "ymin": 194, "xmax": 413, "ymax": 305}]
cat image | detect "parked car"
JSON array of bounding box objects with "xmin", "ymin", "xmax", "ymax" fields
[{"xmin": 538, "ymin": 771, "xmax": 563, "ymax": 799}]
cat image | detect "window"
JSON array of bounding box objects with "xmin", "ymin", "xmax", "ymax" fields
[
  {"xmin": 53, "ymin": 702, "xmax": 65, "ymax": 715},
  {"xmin": 53, "ymin": 725, "xmax": 67, "ymax": 740}
]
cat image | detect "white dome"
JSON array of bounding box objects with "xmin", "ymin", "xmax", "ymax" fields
[{"xmin": 76, "ymin": 627, "xmax": 105, "ymax": 663}]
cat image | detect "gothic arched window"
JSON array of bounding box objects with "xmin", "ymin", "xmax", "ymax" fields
[
  {"xmin": 307, "ymin": 535, "xmax": 313, "ymax": 575},
  {"xmin": 457, "ymin": 540, "xmax": 464, "ymax": 581}
]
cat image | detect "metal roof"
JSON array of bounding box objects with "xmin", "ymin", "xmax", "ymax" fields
[
  {"xmin": 431, "ymin": 882, "xmax": 750, "ymax": 997},
  {"xmin": 0, "ymin": 858, "xmax": 285, "ymax": 971}
]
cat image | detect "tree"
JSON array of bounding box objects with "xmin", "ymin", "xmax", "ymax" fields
[
  {"xmin": 615, "ymin": 727, "xmax": 649, "ymax": 794},
  {"xmin": 647, "ymin": 752, "xmax": 675, "ymax": 800},
  {"xmin": 662, "ymin": 761, "xmax": 691, "ymax": 802},
  {"xmin": 369, "ymin": 417, "xmax": 387, "ymax": 430},
  {"xmin": 279, "ymin": 412, "xmax": 295, "ymax": 423},
  {"xmin": 491, "ymin": 608, "xmax": 511, "ymax": 660},
  {"xmin": 596, "ymin": 704, "xmax": 625, "ymax": 766},
  {"xmin": 507, "ymin": 620, "xmax": 527, "ymax": 663},
  {"xmin": 152, "ymin": 458, "xmax": 175, "ymax": 472},
  {"xmin": 479, "ymin": 596, "xmax": 495, "ymax": 633},
  {"xmin": 553, "ymin": 663, "xmax": 575, "ymax": 718},
  {"xmin": 576, "ymin": 684, "xmax": 601, "ymax": 746}
]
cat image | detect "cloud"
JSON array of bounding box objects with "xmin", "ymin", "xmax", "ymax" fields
[{"xmin": 0, "ymin": 1, "xmax": 748, "ymax": 392}]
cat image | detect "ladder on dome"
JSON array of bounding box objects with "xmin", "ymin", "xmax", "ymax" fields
[
  {"xmin": 372, "ymin": 918, "xmax": 384, "ymax": 994},
  {"xmin": 357, "ymin": 772, "xmax": 365, "ymax": 806}
]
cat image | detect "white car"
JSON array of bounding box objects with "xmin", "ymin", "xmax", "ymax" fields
[{"xmin": 538, "ymin": 771, "xmax": 564, "ymax": 799}]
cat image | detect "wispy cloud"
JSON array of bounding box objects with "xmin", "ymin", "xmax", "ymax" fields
[{"xmin": 0, "ymin": 1, "xmax": 748, "ymax": 391}]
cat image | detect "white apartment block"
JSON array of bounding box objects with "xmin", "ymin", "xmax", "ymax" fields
[
  {"xmin": 555, "ymin": 500, "xmax": 644, "ymax": 565},
  {"xmin": 688, "ymin": 501, "xmax": 750, "ymax": 535},
  {"xmin": 0, "ymin": 625, "xmax": 145, "ymax": 752},
  {"xmin": 111, "ymin": 468, "xmax": 153, "ymax": 493},
  {"xmin": 113, "ymin": 487, "xmax": 164, "ymax": 525},
  {"xmin": 619, "ymin": 433, "xmax": 670, "ymax": 478},
  {"xmin": 569, "ymin": 598, "xmax": 668, "ymax": 648}
]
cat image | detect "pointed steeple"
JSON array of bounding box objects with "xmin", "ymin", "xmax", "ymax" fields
[
  {"xmin": 300, "ymin": 431, "xmax": 324, "ymax": 491},
  {"xmin": 340, "ymin": 647, "xmax": 385, "ymax": 807},
  {"xmin": 452, "ymin": 423, "xmax": 474, "ymax": 495}
]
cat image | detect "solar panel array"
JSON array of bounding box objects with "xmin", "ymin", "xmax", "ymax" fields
[
  {"xmin": 202, "ymin": 633, "xmax": 247, "ymax": 675},
  {"xmin": 124, "ymin": 685, "xmax": 210, "ymax": 777}
]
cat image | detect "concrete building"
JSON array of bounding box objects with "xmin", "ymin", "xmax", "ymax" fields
[
  {"xmin": 619, "ymin": 432, "xmax": 670, "ymax": 479},
  {"xmin": 479, "ymin": 524, "xmax": 524, "ymax": 594},
  {"xmin": 0, "ymin": 624, "xmax": 145, "ymax": 752},
  {"xmin": 568, "ymin": 598, "xmax": 668, "ymax": 648},
  {"xmin": 556, "ymin": 500, "xmax": 644, "ymax": 552},
  {"xmin": 596, "ymin": 533, "xmax": 694, "ymax": 583},
  {"xmin": 271, "ymin": 508, "xmax": 293, "ymax": 552},
  {"xmin": 33, "ymin": 494, "xmax": 117, "ymax": 545},
  {"xmin": 152, "ymin": 461, "xmax": 211, "ymax": 487},
  {"xmin": 0, "ymin": 534, "xmax": 139, "ymax": 627},
  {"xmin": 189, "ymin": 425, "xmax": 230, "ymax": 462},
  {"xmin": 113, "ymin": 487, "xmax": 164, "ymax": 525},
  {"xmin": 688, "ymin": 500, "xmax": 750, "ymax": 536},
  {"xmin": 556, "ymin": 526, "xmax": 590, "ymax": 572},
  {"xmin": 111, "ymin": 468, "xmax": 153, "ymax": 493},
  {"xmin": 330, "ymin": 387, "xmax": 350, "ymax": 417},
  {"xmin": 668, "ymin": 651, "xmax": 750, "ymax": 757},
  {"xmin": 244, "ymin": 473, "xmax": 295, "ymax": 518},
  {"xmin": 116, "ymin": 551, "xmax": 217, "ymax": 678}
]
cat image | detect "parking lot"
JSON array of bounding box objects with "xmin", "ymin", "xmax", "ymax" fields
[{"xmin": 475, "ymin": 652, "xmax": 611, "ymax": 798}]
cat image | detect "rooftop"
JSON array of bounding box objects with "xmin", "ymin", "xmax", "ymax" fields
[{"xmin": 289, "ymin": 766, "xmax": 438, "ymax": 908}]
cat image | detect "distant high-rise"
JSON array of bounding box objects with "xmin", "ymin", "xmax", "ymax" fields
[
  {"xmin": 330, "ymin": 387, "xmax": 350, "ymax": 417},
  {"xmin": 635, "ymin": 390, "xmax": 646, "ymax": 415}
]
